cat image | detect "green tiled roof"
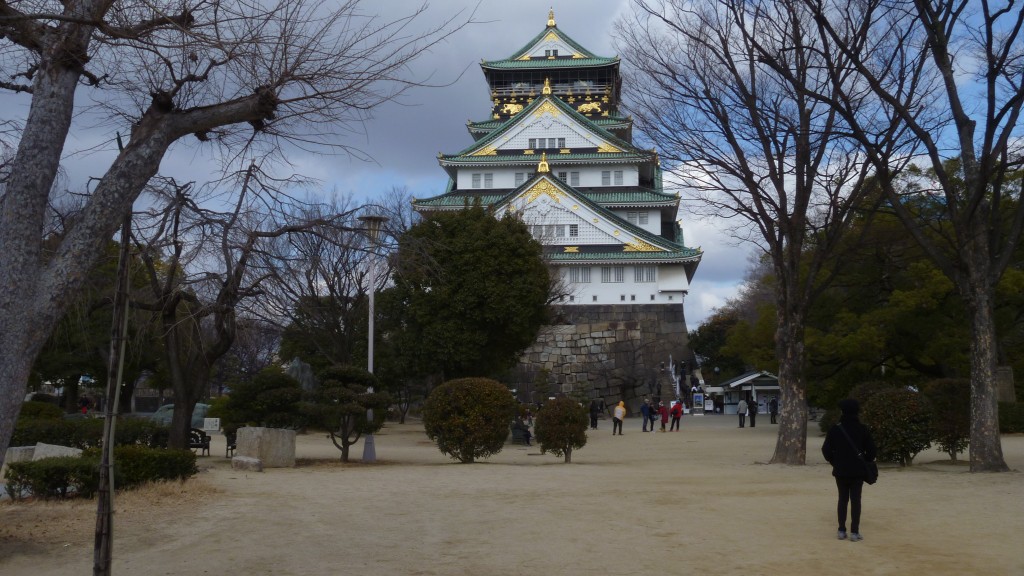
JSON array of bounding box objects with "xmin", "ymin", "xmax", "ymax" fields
[
  {"xmin": 440, "ymin": 151, "xmax": 650, "ymax": 165},
  {"xmin": 493, "ymin": 24, "xmax": 605, "ymax": 61},
  {"xmin": 444, "ymin": 94, "xmax": 647, "ymax": 162},
  {"xmin": 547, "ymin": 250, "xmax": 702, "ymax": 263},
  {"xmin": 468, "ymin": 115, "xmax": 631, "ymax": 133},
  {"xmin": 482, "ymin": 57, "xmax": 618, "ymax": 70},
  {"xmin": 414, "ymin": 187, "xmax": 676, "ymax": 208}
]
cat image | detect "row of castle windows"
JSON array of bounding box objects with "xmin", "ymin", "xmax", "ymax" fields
[
  {"xmin": 489, "ymin": 170, "xmax": 625, "ymax": 189},
  {"xmin": 530, "ymin": 224, "xmax": 579, "ymax": 238},
  {"xmin": 567, "ymin": 265, "xmax": 657, "ymax": 283},
  {"xmin": 560, "ymin": 293, "xmax": 676, "ymax": 303}
]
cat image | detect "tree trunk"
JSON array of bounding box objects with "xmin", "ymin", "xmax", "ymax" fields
[
  {"xmin": 770, "ymin": 310, "xmax": 809, "ymax": 465},
  {"xmin": 963, "ymin": 260, "xmax": 1009, "ymax": 472},
  {"xmin": 564, "ymin": 448, "xmax": 572, "ymax": 464}
]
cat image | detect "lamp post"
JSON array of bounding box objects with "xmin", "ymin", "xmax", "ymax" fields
[{"xmin": 358, "ymin": 213, "xmax": 388, "ymax": 463}]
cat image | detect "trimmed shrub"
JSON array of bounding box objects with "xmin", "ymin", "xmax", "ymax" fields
[
  {"xmin": 920, "ymin": 378, "xmax": 970, "ymax": 461},
  {"xmin": 819, "ymin": 380, "xmax": 904, "ymax": 435},
  {"xmin": 111, "ymin": 446, "xmax": 197, "ymax": 488},
  {"xmin": 862, "ymin": 388, "xmax": 932, "ymax": 466},
  {"xmin": 20, "ymin": 401, "xmax": 64, "ymax": 420},
  {"xmin": 9, "ymin": 418, "xmax": 104, "ymax": 449},
  {"xmin": 999, "ymin": 402, "xmax": 1024, "ymax": 433},
  {"xmin": 422, "ymin": 377, "xmax": 517, "ymax": 463},
  {"xmin": 9, "ymin": 417, "xmax": 170, "ymax": 449},
  {"xmin": 4, "ymin": 447, "xmax": 197, "ymax": 501},
  {"xmin": 301, "ymin": 365, "xmax": 389, "ymax": 462},
  {"xmin": 5, "ymin": 456, "xmax": 98, "ymax": 500},
  {"xmin": 217, "ymin": 366, "xmax": 304, "ymax": 429},
  {"xmin": 534, "ymin": 396, "xmax": 589, "ymax": 463}
]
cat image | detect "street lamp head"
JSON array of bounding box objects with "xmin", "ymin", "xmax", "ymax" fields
[{"xmin": 357, "ymin": 214, "xmax": 389, "ymax": 242}]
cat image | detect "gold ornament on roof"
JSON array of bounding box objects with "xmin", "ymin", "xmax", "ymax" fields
[
  {"xmin": 548, "ymin": 8, "xmax": 556, "ymax": 27},
  {"xmin": 597, "ymin": 142, "xmax": 621, "ymax": 153},
  {"xmin": 471, "ymin": 145, "xmax": 497, "ymax": 156},
  {"xmin": 564, "ymin": 246, "xmax": 579, "ymax": 253},
  {"xmin": 525, "ymin": 179, "xmax": 562, "ymax": 203},
  {"xmin": 542, "ymin": 78, "xmax": 552, "ymax": 95},
  {"xmin": 624, "ymin": 238, "xmax": 660, "ymax": 252},
  {"xmin": 533, "ymin": 100, "xmax": 561, "ymax": 118},
  {"xmin": 537, "ymin": 152, "xmax": 550, "ymax": 173}
]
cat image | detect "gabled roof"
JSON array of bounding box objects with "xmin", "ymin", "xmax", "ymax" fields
[
  {"xmin": 481, "ymin": 17, "xmax": 617, "ymax": 70},
  {"xmin": 488, "ymin": 172, "xmax": 700, "ymax": 263},
  {"xmin": 719, "ymin": 371, "xmax": 780, "ymax": 389},
  {"xmin": 440, "ymin": 94, "xmax": 648, "ymax": 168},
  {"xmin": 413, "ymin": 184, "xmax": 678, "ymax": 209}
]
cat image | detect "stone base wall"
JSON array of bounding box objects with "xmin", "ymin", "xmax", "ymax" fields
[{"xmin": 514, "ymin": 304, "xmax": 690, "ymax": 412}]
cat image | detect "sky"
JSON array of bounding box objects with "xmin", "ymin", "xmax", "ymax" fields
[{"xmin": 1, "ymin": 0, "xmax": 754, "ymax": 329}]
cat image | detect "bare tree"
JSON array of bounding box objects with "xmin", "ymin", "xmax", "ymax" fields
[
  {"xmin": 791, "ymin": 0, "xmax": 1024, "ymax": 471},
  {"xmin": 617, "ymin": 0, "xmax": 901, "ymax": 463},
  {"xmin": 132, "ymin": 167, "xmax": 357, "ymax": 448},
  {"xmin": 0, "ymin": 0, "xmax": 472, "ymax": 465}
]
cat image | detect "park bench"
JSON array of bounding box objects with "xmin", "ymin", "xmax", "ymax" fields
[
  {"xmin": 189, "ymin": 428, "xmax": 211, "ymax": 456},
  {"xmin": 225, "ymin": 430, "xmax": 237, "ymax": 458}
]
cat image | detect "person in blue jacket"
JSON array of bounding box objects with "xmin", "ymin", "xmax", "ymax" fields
[{"xmin": 821, "ymin": 398, "xmax": 877, "ymax": 542}]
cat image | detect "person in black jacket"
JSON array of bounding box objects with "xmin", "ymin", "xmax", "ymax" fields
[{"xmin": 821, "ymin": 398, "xmax": 877, "ymax": 542}]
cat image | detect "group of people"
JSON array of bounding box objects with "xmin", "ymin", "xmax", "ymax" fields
[{"xmin": 735, "ymin": 396, "xmax": 780, "ymax": 428}]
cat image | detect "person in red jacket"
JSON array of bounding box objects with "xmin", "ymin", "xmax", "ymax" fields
[
  {"xmin": 669, "ymin": 400, "xmax": 683, "ymax": 431},
  {"xmin": 657, "ymin": 401, "xmax": 669, "ymax": 432}
]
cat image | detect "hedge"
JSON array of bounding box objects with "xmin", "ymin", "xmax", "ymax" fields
[
  {"xmin": 9, "ymin": 417, "xmax": 169, "ymax": 449},
  {"xmin": 999, "ymin": 402, "xmax": 1024, "ymax": 433},
  {"xmin": 5, "ymin": 446, "xmax": 197, "ymax": 501}
]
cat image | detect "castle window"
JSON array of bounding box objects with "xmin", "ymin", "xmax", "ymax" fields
[
  {"xmin": 614, "ymin": 170, "xmax": 624, "ymax": 185},
  {"xmin": 570, "ymin": 172, "xmax": 579, "ymax": 186},
  {"xmin": 601, "ymin": 266, "xmax": 624, "ymax": 283},
  {"xmin": 569, "ymin": 224, "xmax": 578, "ymax": 237},
  {"xmin": 528, "ymin": 138, "xmax": 536, "ymax": 149},
  {"xmin": 569, "ymin": 295, "xmax": 575, "ymax": 302},
  {"xmin": 558, "ymin": 138, "xmax": 566, "ymax": 148},
  {"xmin": 484, "ymin": 173, "xmax": 493, "ymax": 188},
  {"xmin": 635, "ymin": 266, "xmax": 656, "ymax": 283},
  {"xmin": 569, "ymin": 266, "xmax": 591, "ymax": 283},
  {"xmin": 592, "ymin": 295, "xmax": 598, "ymax": 302},
  {"xmin": 558, "ymin": 171, "xmax": 567, "ymax": 181},
  {"xmin": 631, "ymin": 295, "xmax": 636, "ymax": 301},
  {"xmin": 472, "ymin": 173, "xmax": 481, "ymax": 188},
  {"xmin": 515, "ymin": 172, "xmax": 525, "ymax": 186},
  {"xmin": 650, "ymin": 294, "xmax": 656, "ymax": 301},
  {"xmin": 601, "ymin": 171, "xmax": 611, "ymax": 185}
]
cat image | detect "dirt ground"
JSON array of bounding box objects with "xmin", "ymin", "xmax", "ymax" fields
[{"xmin": 2, "ymin": 414, "xmax": 1023, "ymax": 576}]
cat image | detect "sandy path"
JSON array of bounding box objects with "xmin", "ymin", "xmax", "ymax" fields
[{"xmin": 2, "ymin": 415, "xmax": 1023, "ymax": 575}]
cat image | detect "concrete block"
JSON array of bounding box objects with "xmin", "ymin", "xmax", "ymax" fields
[
  {"xmin": 236, "ymin": 427, "xmax": 296, "ymax": 468},
  {"xmin": 231, "ymin": 456, "xmax": 264, "ymax": 472},
  {"xmin": 32, "ymin": 443, "xmax": 82, "ymax": 461},
  {"xmin": 2, "ymin": 446, "xmax": 36, "ymax": 479}
]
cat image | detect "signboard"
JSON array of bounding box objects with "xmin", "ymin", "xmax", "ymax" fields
[
  {"xmin": 691, "ymin": 393, "xmax": 705, "ymax": 416},
  {"xmin": 705, "ymin": 399, "xmax": 715, "ymax": 411},
  {"xmin": 203, "ymin": 417, "xmax": 221, "ymax": 432}
]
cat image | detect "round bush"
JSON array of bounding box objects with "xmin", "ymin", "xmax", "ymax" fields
[
  {"xmin": 534, "ymin": 396, "xmax": 588, "ymax": 463},
  {"xmin": 862, "ymin": 388, "xmax": 932, "ymax": 466},
  {"xmin": 422, "ymin": 377, "xmax": 516, "ymax": 463},
  {"xmin": 920, "ymin": 378, "xmax": 970, "ymax": 461}
]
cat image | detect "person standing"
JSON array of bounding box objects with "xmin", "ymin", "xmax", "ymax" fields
[
  {"xmin": 822, "ymin": 399, "xmax": 877, "ymax": 542},
  {"xmin": 736, "ymin": 398, "xmax": 748, "ymax": 428},
  {"xmin": 749, "ymin": 398, "xmax": 757, "ymax": 428},
  {"xmin": 612, "ymin": 401, "xmax": 626, "ymax": 436},
  {"xmin": 589, "ymin": 399, "xmax": 603, "ymax": 430},
  {"xmin": 669, "ymin": 400, "xmax": 683, "ymax": 431},
  {"xmin": 647, "ymin": 401, "xmax": 658, "ymax": 433},
  {"xmin": 658, "ymin": 401, "xmax": 669, "ymax": 432},
  {"xmin": 769, "ymin": 397, "xmax": 779, "ymax": 424},
  {"xmin": 639, "ymin": 399, "xmax": 651, "ymax": 432}
]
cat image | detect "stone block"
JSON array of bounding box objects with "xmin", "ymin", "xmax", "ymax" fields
[
  {"xmin": 231, "ymin": 456, "xmax": 264, "ymax": 472},
  {"xmin": 236, "ymin": 427, "xmax": 296, "ymax": 468},
  {"xmin": 32, "ymin": 443, "xmax": 83, "ymax": 461},
  {"xmin": 1, "ymin": 446, "xmax": 36, "ymax": 480},
  {"xmin": 996, "ymin": 366, "xmax": 1016, "ymax": 403}
]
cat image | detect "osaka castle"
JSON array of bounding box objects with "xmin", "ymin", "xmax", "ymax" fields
[{"xmin": 414, "ymin": 10, "xmax": 702, "ymax": 402}]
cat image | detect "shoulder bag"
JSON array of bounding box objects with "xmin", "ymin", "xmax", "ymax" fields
[{"xmin": 837, "ymin": 424, "xmax": 878, "ymax": 485}]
